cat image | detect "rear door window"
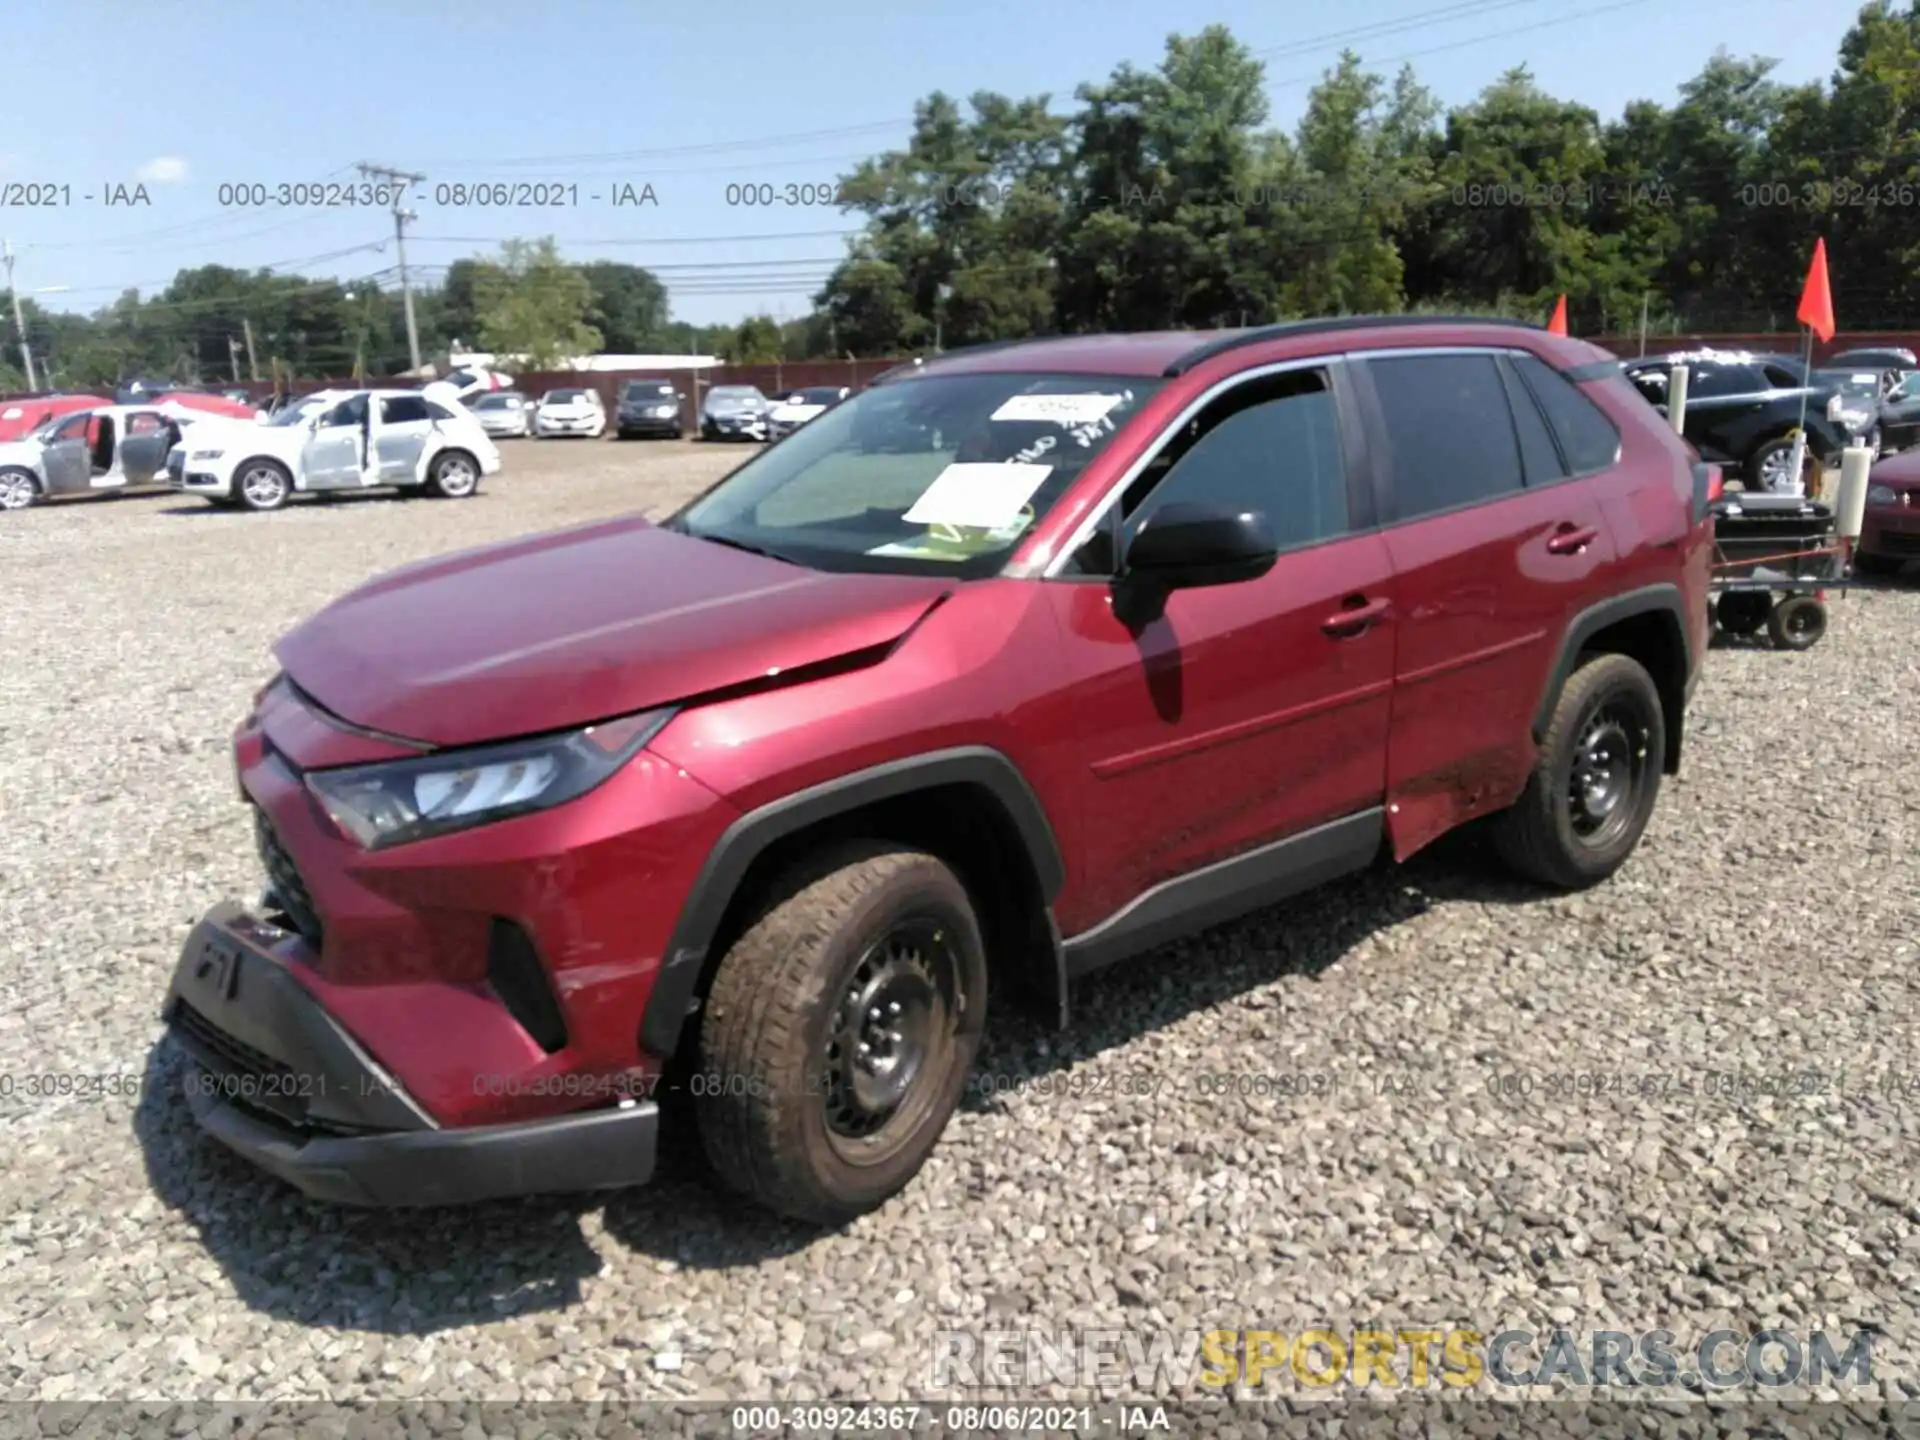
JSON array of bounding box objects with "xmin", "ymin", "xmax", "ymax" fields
[{"xmin": 1366, "ymin": 353, "xmax": 1527, "ymax": 521}]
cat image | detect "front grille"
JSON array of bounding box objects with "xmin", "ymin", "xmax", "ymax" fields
[
  {"xmin": 253, "ymin": 808, "xmax": 323, "ymax": 949},
  {"xmin": 1880, "ymin": 531, "xmax": 1920, "ymax": 556}
]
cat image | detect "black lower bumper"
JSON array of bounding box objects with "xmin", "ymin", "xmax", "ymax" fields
[
  {"xmin": 163, "ymin": 901, "xmax": 658, "ymax": 1207},
  {"xmin": 616, "ymin": 417, "xmax": 680, "ymax": 437}
]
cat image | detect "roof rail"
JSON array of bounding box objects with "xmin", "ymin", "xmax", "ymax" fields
[{"xmin": 1163, "ymin": 314, "xmax": 1545, "ymax": 377}]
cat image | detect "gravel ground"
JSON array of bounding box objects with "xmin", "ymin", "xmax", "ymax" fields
[{"xmin": 2, "ymin": 437, "xmax": 1918, "ymax": 1409}]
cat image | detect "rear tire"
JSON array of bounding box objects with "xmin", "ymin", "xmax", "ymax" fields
[
  {"xmin": 424, "ymin": 449, "xmax": 480, "ymax": 499},
  {"xmin": 1767, "ymin": 595, "xmax": 1826, "ymax": 650},
  {"xmin": 1745, "ymin": 437, "xmax": 1803, "ymax": 492},
  {"xmin": 1491, "ymin": 653, "xmax": 1665, "ymax": 890},
  {"xmin": 695, "ymin": 845, "xmax": 987, "ymax": 1225}
]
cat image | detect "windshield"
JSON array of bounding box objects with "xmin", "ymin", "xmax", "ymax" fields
[
  {"xmin": 624, "ymin": 382, "xmax": 675, "ymax": 399},
  {"xmin": 267, "ymin": 398, "xmax": 330, "ymax": 426},
  {"xmin": 1819, "ymin": 372, "xmax": 1879, "ymax": 399},
  {"xmin": 709, "ymin": 387, "xmax": 765, "ymax": 405},
  {"xmin": 472, "ymin": 394, "xmax": 511, "ymax": 410},
  {"xmin": 787, "ymin": 388, "xmax": 844, "ymax": 405},
  {"xmin": 669, "ymin": 372, "xmax": 1162, "ymax": 578},
  {"xmin": 546, "ymin": 389, "xmax": 589, "ymax": 403}
]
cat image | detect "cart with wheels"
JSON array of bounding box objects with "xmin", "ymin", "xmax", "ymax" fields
[{"xmin": 1708, "ymin": 492, "xmax": 1852, "ymax": 651}]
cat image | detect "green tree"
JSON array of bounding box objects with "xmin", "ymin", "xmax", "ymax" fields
[
  {"xmin": 579, "ymin": 261, "xmax": 670, "ymax": 351},
  {"xmin": 721, "ymin": 314, "xmax": 784, "ymax": 363},
  {"xmin": 472, "ymin": 238, "xmax": 603, "ymax": 368}
]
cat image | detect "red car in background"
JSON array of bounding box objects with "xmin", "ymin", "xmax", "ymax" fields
[
  {"xmin": 0, "ymin": 392, "xmax": 111, "ymax": 444},
  {"xmin": 1856, "ymin": 449, "xmax": 1920, "ymax": 575},
  {"xmin": 163, "ymin": 316, "xmax": 1713, "ymax": 1224}
]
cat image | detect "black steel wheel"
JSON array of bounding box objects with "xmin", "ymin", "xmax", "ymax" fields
[
  {"xmin": 1767, "ymin": 595, "xmax": 1826, "ymax": 650},
  {"xmin": 695, "ymin": 845, "xmax": 987, "ymax": 1225},
  {"xmin": 1491, "ymin": 652, "xmax": 1665, "ymax": 889}
]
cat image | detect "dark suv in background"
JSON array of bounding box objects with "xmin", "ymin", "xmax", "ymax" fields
[
  {"xmin": 163, "ymin": 315, "xmax": 1711, "ymax": 1224},
  {"xmin": 615, "ymin": 379, "xmax": 685, "ymax": 439},
  {"xmin": 1625, "ymin": 350, "xmax": 1851, "ymax": 490}
]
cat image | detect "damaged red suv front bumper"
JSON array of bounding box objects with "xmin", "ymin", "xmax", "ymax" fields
[{"xmin": 160, "ymin": 678, "xmax": 734, "ymax": 1205}]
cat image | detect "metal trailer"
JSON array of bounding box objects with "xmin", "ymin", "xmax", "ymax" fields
[{"xmin": 1707, "ymin": 492, "xmax": 1853, "ymax": 650}]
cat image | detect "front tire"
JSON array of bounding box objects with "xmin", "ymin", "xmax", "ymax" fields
[
  {"xmin": 695, "ymin": 845, "xmax": 987, "ymax": 1225},
  {"xmin": 0, "ymin": 467, "xmax": 39, "ymax": 511},
  {"xmin": 233, "ymin": 459, "xmax": 291, "ymax": 512},
  {"xmin": 425, "ymin": 449, "xmax": 480, "ymax": 498},
  {"xmin": 1491, "ymin": 653, "xmax": 1665, "ymax": 890}
]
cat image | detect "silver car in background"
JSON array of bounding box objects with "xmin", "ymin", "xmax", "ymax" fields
[
  {"xmin": 469, "ymin": 390, "xmax": 533, "ymax": 439},
  {"xmin": 700, "ymin": 385, "xmax": 770, "ymax": 441}
]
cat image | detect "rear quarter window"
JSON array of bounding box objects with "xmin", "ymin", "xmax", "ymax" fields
[{"xmin": 1512, "ymin": 353, "xmax": 1621, "ymax": 474}]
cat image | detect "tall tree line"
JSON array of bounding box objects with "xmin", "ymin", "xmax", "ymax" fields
[
  {"xmin": 812, "ymin": 2, "xmax": 1920, "ymax": 353},
  {"xmin": 8, "ymin": 2, "xmax": 1916, "ymax": 388}
]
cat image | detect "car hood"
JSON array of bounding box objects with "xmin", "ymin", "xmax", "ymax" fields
[
  {"xmin": 706, "ymin": 401, "xmax": 764, "ymax": 415},
  {"xmin": 0, "ymin": 437, "xmax": 44, "ymax": 465},
  {"xmin": 274, "ymin": 518, "xmax": 953, "ymax": 747},
  {"xmin": 770, "ymin": 403, "xmax": 826, "ymax": 421}
]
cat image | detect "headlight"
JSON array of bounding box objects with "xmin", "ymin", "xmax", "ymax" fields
[
  {"xmin": 305, "ymin": 707, "xmax": 674, "ymax": 851},
  {"xmin": 190, "ymin": 449, "xmax": 225, "ymax": 461},
  {"xmin": 1827, "ymin": 396, "xmax": 1845, "ymax": 422},
  {"xmin": 1866, "ymin": 484, "xmax": 1899, "ymax": 506}
]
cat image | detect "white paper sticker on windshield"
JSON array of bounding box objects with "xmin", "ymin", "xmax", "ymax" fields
[
  {"xmin": 902, "ymin": 462, "xmax": 1052, "ymax": 530},
  {"xmin": 991, "ymin": 393, "xmax": 1123, "ymax": 426}
]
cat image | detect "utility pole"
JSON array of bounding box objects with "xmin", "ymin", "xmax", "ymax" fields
[
  {"xmin": 228, "ymin": 335, "xmax": 243, "ymax": 382},
  {"xmin": 4, "ymin": 241, "xmax": 37, "ymax": 391},
  {"xmin": 1638, "ymin": 293, "xmax": 1649, "ymax": 357},
  {"xmin": 358, "ymin": 162, "xmax": 425, "ymax": 374},
  {"xmin": 242, "ymin": 317, "xmax": 260, "ymax": 381}
]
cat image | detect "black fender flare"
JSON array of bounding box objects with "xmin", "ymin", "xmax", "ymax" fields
[
  {"xmin": 1532, "ymin": 583, "xmax": 1693, "ymax": 767},
  {"xmin": 637, "ymin": 746, "xmax": 1065, "ymax": 1059}
]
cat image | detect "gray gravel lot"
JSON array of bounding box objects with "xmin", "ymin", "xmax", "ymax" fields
[{"xmin": 2, "ymin": 435, "xmax": 1918, "ymax": 1408}]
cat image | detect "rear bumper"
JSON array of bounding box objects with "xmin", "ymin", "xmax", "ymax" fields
[
  {"xmin": 616, "ymin": 416, "xmax": 681, "ymax": 436},
  {"xmin": 163, "ymin": 901, "xmax": 658, "ymax": 1207}
]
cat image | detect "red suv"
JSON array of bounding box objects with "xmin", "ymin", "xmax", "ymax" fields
[{"xmin": 164, "ymin": 317, "xmax": 1713, "ymax": 1222}]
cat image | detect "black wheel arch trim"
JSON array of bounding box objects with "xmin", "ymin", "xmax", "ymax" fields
[
  {"xmin": 637, "ymin": 745, "xmax": 1065, "ymax": 1059},
  {"xmin": 1533, "ymin": 583, "xmax": 1692, "ymax": 770}
]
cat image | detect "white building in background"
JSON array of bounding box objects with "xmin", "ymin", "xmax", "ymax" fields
[{"xmin": 447, "ymin": 349, "xmax": 723, "ymax": 373}]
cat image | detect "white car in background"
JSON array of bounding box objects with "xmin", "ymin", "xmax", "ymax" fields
[
  {"xmin": 533, "ymin": 387, "xmax": 606, "ymax": 438},
  {"xmin": 765, "ymin": 385, "xmax": 851, "ymax": 440},
  {"xmin": 165, "ymin": 388, "xmax": 501, "ymax": 511},
  {"xmin": 0, "ymin": 403, "xmax": 193, "ymax": 510}
]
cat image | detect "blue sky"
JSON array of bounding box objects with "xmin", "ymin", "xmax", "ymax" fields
[{"xmin": 0, "ymin": 0, "xmax": 1862, "ymax": 332}]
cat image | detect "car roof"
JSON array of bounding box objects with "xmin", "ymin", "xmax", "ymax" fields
[{"xmin": 882, "ymin": 316, "xmax": 1602, "ymax": 383}]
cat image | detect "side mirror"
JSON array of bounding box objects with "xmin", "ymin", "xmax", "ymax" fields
[{"xmin": 1122, "ymin": 501, "xmax": 1278, "ymax": 590}]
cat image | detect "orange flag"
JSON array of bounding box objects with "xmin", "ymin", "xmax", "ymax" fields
[
  {"xmin": 1796, "ymin": 238, "xmax": 1835, "ymax": 342},
  {"xmin": 1546, "ymin": 294, "xmax": 1568, "ymax": 335}
]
